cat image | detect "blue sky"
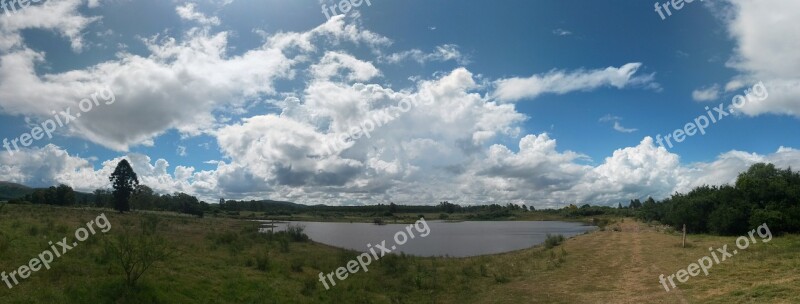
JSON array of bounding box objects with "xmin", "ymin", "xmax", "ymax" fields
[{"xmin": 1, "ymin": 0, "xmax": 799, "ymax": 207}]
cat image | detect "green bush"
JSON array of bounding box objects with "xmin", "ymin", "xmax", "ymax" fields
[
  {"xmin": 103, "ymin": 215, "xmax": 176, "ymax": 287},
  {"xmin": 285, "ymin": 224, "xmax": 309, "ymax": 242},
  {"xmin": 544, "ymin": 234, "xmax": 565, "ymax": 249}
]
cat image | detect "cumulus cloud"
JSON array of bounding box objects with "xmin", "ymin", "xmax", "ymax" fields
[
  {"xmin": 0, "ymin": 14, "xmax": 391, "ymax": 151},
  {"xmin": 492, "ymin": 63, "xmax": 657, "ymax": 102},
  {"xmin": 1, "ymin": 3, "xmax": 797, "ymax": 208},
  {"xmin": 3, "ymin": 136, "xmax": 800, "ymax": 207},
  {"xmin": 0, "ymin": 0, "xmax": 101, "ymax": 52},
  {"xmin": 721, "ymin": 0, "xmax": 800, "ymax": 117}
]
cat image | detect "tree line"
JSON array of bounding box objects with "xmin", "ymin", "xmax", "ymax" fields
[
  {"xmin": 637, "ymin": 163, "xmax": 800, "ymax": 235},
  {"xmin": 9, "ymin": 160, "xmax": 209, "ymax": 217}
]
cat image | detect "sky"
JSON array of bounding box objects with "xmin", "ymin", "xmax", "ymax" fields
[{"xmin": 0, "ymin": 0, "xmax": 799, "ymax": 208}]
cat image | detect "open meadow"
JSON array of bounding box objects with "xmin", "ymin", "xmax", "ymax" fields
[{"xmin": 1, "ymin": 204, "xmax": 798, "ymax": 303}]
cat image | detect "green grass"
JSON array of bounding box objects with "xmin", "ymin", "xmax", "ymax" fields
[{"xmin": 1, "ymin": 206, "xmax": 798, "ymax": 303}]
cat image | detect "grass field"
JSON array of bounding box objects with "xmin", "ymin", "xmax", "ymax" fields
[{"xmin": 1, "ymin": 204, "xmax": 798, "ymax": 303}]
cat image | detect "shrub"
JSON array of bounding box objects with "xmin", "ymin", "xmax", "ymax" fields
[
  {"xmin": 103, "ymin": 215, "xmax": 176, "ymax": 287},
  {"xmin": 286, "ymin": 224, "xmax": 309, "ymax": 242},
  {"xmin": 544, "ymin": 234, "xmax": 565, "ymax": 249}
]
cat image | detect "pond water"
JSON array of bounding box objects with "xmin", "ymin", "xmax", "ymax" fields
[{"xmin": 259, "ymin": 220, "xmax": 595, "ymax": 257}]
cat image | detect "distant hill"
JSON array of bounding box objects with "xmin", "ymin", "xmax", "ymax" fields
[
  {"xmin": 0, "ymin": 181, "xmax": 96, "ymax": 203},
  {"xmin": 0, "ymin": 181, "xmax": 34, "ymax": 200}
]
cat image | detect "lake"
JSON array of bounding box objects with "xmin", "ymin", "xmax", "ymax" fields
[{"xmin": 259, "ymin": 220, "xmax": 595, "ymax": 257}]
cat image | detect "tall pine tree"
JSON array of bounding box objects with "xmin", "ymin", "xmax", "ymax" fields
[{"xmin": 109, "ymin": 159, "xmax": 139, "ymax": 213}]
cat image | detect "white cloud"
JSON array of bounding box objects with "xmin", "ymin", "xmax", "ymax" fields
[
  {"xmin": 598, "ymin": 114, "xmax": 621, "ymax": 122},
  {"xmin": 311, "ymin": 51, "xmax": 381, "ymax": 82},
  {"xmin": 382, "ymin": 44, "xmax": 468, "ymax": 65},
  {"xmin": 176, "ymin": 3, "xmax": 220, "ymax": 26},
  {"xmin": 0, "ymin": 15, "xmax": 391, "ymax": 152},
  {"xmin": 721, "ymin": 0, "xmax": 800, "ymax": 117},
  {"xmin": 492, "ymin": 63, "xmax": 657, "ymax": 102},
  {"xmin": 692, "ymin": 84, "xmax": 720, "ymax": 101},
  {"xmin": 0, "ymin": 0, "xmax": 101, "ymax": 52},
  {"xmin": 4, "ymin": 137, "xmax": 800, "ymax": 208},
  {"xmin": 599, "ymin": 115, "xmax": 636, "ymax": 133},
  {"xmin": 552, "ymin": 28, "xmax": 572, "ymax": 36},
  {"xmin": 613, "ymin": 121, "xmax": 637, "ymax": 133},
  {"xmin": 2, "ymin": 3, "xmax": 796, "ymax": 208}
]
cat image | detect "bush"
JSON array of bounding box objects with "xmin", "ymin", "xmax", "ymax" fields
[
  {"xmin": 544, "ymin": 234, "xmax": 565, "ymax": 249},
  {"xmin": 103, "ymin": 215, "xmax": 176, "ymax": 287},
  {"xmin": 285, "ymin": 224, "xmax": 309, "ymax": 242}
]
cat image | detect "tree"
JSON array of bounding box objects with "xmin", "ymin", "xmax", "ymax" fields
[
  {"xmin": 93, "ymin": 189, "xmax": 112, "ymax": 208},
  {"xmin": 104, "ymin": 215, "xmax": 175, "ymax": 287},
  {"xmin": 130, "ymin": 185, "xmax": 155, "ymax": 211},
  {"xmin": 109, "ymin": 159, "xmax": 139, "ymax": 213},
  {"xmin": 55, "ymin": 184, "xmax": 76, "ymax": 206}
]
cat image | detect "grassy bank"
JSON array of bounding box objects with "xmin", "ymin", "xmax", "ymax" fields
[{"xmin": 0, "ymin": 204, "xmax": 797, "ymax": 303}]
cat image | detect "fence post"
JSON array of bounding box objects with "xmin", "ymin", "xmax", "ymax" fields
[{"xmin": 682, "ymin": 224, "xmax": 686, "ymax": 248}]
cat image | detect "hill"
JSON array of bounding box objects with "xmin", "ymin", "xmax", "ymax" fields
[{"xmin": 0, "ymin": 181, "xmax": 34, "ymax": 200}]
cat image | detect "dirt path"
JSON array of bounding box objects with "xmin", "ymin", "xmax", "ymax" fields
[{"xmin": 483, "ymin": 219, "xmax": 692, "ymax": 303}]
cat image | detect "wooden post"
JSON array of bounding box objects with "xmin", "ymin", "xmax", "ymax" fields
[{"xmin": 682, "ymin": 224, "xmax": 686, "ymax": 248}]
